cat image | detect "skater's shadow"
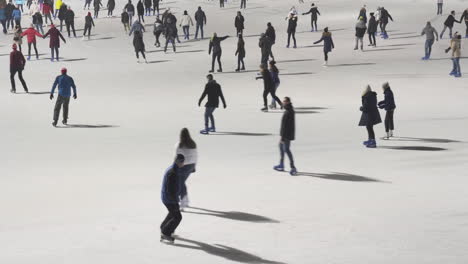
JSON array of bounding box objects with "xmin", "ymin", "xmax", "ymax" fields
[
  {"xmin": 295, "ymin": 107, "xmax": 328, "ymax": 110},
  {"xmin": 390, "ymin": 35, "xmax": 420, "ymax": 39},
  {"xmin": 329, "ymin": 63, "xmax": 376, "ymax": 67},
  {"xmin": 146, "ymin": 50, "xmax": 165, "ymax": 53},
  {"xmin": 60, "ymin": 124, "xmax": 118, "ymax": 128},
  {"xmin": 27, "ymin": 91, "xmax": 50, "ymax": 95},
  {"xmin": 379, "ymin": 146, "xmax": 447, "ymax": 151},
  {"xmin": 381, "ymin": 43, "xmax": 416, "ymax": 47},
  {"xmin": 61, "ymin": 58, "xmax": 88, "ymax": 62},
  {"xmin": 87, "ymin": 36, "xmax": 116, "ymax": 41},
  {"xmin": 425, "ymin": 56, "xmax": 468, "ymax": 61},
  {"xmin": 363, "ymin": 48, "xmax": 404, "ymax": 52},
  {"xmin": 265, "ymin": 110, "xmax": 320, "ymax": 114},
  {"xmin": 184, "ymin": 207, "xmax": 280, "ymax": 223},
  {"xmin": 218, "ymin": 70, "xmax": 259, "ymax": 74},
  {"xmin": 210, "ymin": 131, "xmax": 273, "ymax": 136},
  {"xmin": 243, "ymin": 34, "xmax": 261, "ymax": 38},
  {"xmin": 276, "ymin": 58, "xmax": 316, "ymax": 63},
  {"xmin": 280, "ymin": 72, "xmax": 314, "ymax": 76},
  {"xmin": 299, "ymin": 45, "xmax": 323, "ymax": 48},
  {"xmin": 388, "ymin": 137, "xmax": 461, "ymax": 143},
  {"xmin": 296, "ymin": 172, "xmax": 384, "ymax": 182},
  {"xmin": 147, "ymin": 60, "xmax": 170, "ymax": 64},
  {"xmin": 172, "ymin": 237, "xmax": 286, "ymax": 264},
  {"xmin": 175, "ymin": 49, "xmax": 204, "ymax": 54}
]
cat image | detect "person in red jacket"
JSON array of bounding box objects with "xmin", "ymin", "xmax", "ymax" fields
[
  {"xmin": 21, "ymin": 24, "xmax": 44, "ymax": 60},
  {"xmin": 10, "ymin": 44, "xmax": 28, "ymax": 93},
  {"xmin": 42, "ymin": 1, "xmax": 53, "ymax": 25},
  {"xmin": 43, "ymin": 23, "xmax": 66, "ymax": 61}
]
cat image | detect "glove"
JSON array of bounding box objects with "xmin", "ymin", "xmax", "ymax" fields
[
  {"xmin": 445, "ymin": 48, "xmax": 451, "ymax": 53},
  {"xmin": 73, "ymin": 94, "xmax": 77, "ymax": 99},
  {"xmin": 50, "ymin": 94, "xmax": 54, "ymax": 100}
]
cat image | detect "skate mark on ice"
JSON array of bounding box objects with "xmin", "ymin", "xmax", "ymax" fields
[
  {"xmin": 296, "ymin": 172, "xmax": 383, "ymax": 182},
  {"xmin": 147, "ymin": 60, "xmax": 170, "ymax": 64},
  {"xmin": 328, "ymin": 62, "xmax": 376, "ymax": 67},
  {"xmin": 390, "ymin": 35, "xmax": 420, "ymax": 40},
  {"xmin": 276, "ymin": 58, "xmax": 316, "ymax": 63},
  {"xmin": 380, "ymin": 43, "xmax": 417, "ymax": 47},
  {"xmin": 209, "ymin": 131, "xmax": 274, "ymax": 136},
  {"xmin": 363, "ymin": 48, "xmax": 405, "ymax": 52},
  {"xmin": 172, "ymin": 237, "xmax": 286, "ymax": 264},
  {"xmin": 146, "ymin": 50, "xmax": 165, "ymax": 53},
  {"xmin": 387, "ymin": 32, "xmax": 417, "ymax": 36},
  {"xmin": 218, "ymin": 70, "xmax": 259, "ymax": 74},
  {"xmin": 61, "ymin": 58, "xmax": 88, "ymax": 62},
  {"xmin": 184, "ymin": 207, "xmax": 280, "ymax": 223},
  {"xmin": 174, "ymin": 49, "xmax": 204, "ymax": 54},
  {"xmin": 87, "ymin": 36, "xmax": 116, "ymax": 41},
  {"xmin": 59, "ymin": 124, "xmax": 119, "ymax": 128},
  {"xmin": 280, "ymin": 72, "xmax": 314, "ymax": 76},
  {"xmin": 387, "ymin": 137, "xmax": 461, "ymax": 144},
  {"xmin": 379, "ymin": 146, "xmax": 448, "ymax": 151},
  {"xmin": 299, "ymin": 45, "xmax": 323, "ymax": 49}
]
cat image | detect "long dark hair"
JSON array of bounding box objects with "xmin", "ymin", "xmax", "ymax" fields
[
  {"xmin": 179, "ymin": 128, "xmax": 196, "ymax": 149},
  {"xmin": 269, "ymin": 60, "xmax": 279, "ymax": 73}
]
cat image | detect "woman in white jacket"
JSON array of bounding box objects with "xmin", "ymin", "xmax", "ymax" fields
[
  {"xmin": 179, "ymin": 10, "xmax": 194, "ymax": 40},
  {"xmin": 176, "ymin": 128, "xmax": 197, "ymax": 209}
]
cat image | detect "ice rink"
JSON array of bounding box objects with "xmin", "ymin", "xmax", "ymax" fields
[{"xmin": 1, "ymin": 0, "xmax": 468, "ymax": 263}]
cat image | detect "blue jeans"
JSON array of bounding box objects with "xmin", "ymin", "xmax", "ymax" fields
[
  {"xmin": 271, "ymin": 83, "xmax": 280, "ymax": 107},
  {"xmin": 204, "ymin": 107, "xmax": 216, "ymax": 129},
  {"xmin": 182, "ymin": 25, "xmax": 190, "ymax": 39},
  {"xmin": 451, "ymin": 58, "xmax": 461, "ymax": 74},
  {"xmin": 425, "ymin": 39, "xmax": 434, "ymax": 58},
  {"xmin": 279, "ymin": 140, "xmax": 295, "ymax": 168},
  {"xmin": 178, "ymin": 164, "xmax": 195, "ymax": 198},
  {"xmin": 195, "ymin": 23, "xmax": 204, "ymax": 39}
]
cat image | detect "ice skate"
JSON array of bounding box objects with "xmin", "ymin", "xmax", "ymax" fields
[
  {"xmin": 62, "ymin": 120, "xmax": 68, "ymax": 126},
  {"xmin": 10, "ymin": 89, "xmax": 16, "ymax": 93},
  {"xmin": 389, "ymin": 130, "xmax": 394, "ymax": 137},
  {"xmin": 290, "ymin": 168, "xmax": 297, "ymax": 176},
  {"xmin": 52, "ymin": 121, "xmax": 58, "ymax": 127},
  {"xmin": 261, "ymin": 107, "xmax": 268, "ymax": 112},
  {"xmin": 366, "ymin": 139, "xmax": 377, "ymax": 148},
  {"xmin": 363, "ymin": 139, "xmax": 372, "ymax": 146},
  {"xmin": 160, "ymin": 234, "xmax": 175, "ymax": 244},
  {"xmin": 274, "ymin": 164, "xmax": 284, "ymax": 171},
  {"xmin": 208, "ymin": 127, "xmax": 216, "ymax": 132},
  {"xmin": 200, "ymin": 129, "xmax": 209, "ymax": 135},
  {"xmin": 322, "ymin": 61, "xmax": 328, "ymax": 67}
]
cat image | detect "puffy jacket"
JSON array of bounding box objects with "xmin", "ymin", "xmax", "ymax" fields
[
  {"xmin": 42, "ymin": 3, "xmax": 51, "ymax": 14},
  {"xmin": 209, "ymin": 35, "xmax": 228, "ymax": 54},
  {"xmin": 65, "ymin": 9, "xmax": 74, "ymax": 23},
  {"xmin": 121, "ymin": 11, "xmax": 129, "ymax": 23},
  {"xmin": 12, "ymin": 9, "xmax": 21, "ymax": 20},
  {"xmin": 367, "ymin": 16, "xmax": 377, "ymax": 33},
  {"xmin": 378, "ymin": 88, "xmax": 396, "ymax": 111},
  {"xmin": 32, "ymin": 12, "xmax": 43, "ymax": 24},
  {"xmin": 358, "ymin": 91, "xmax": 382, "ymax": 126},
  {"xmin": 314, "ymin": 32, "xmax": 334, "ymax": 52},
  {"xmin": 265, "ymin": 25, "xmax": 276, "ymax": 43},
  {"xmin": 194, "ymin": 9, "xmax": 206, "ymax": 24},
  {"xmin": 355, "ymin": 20, "xmax": 367, "ymax": 38},
  {"xmin": 21, "ymin": 27, "xmax": 43, "ymax": 43},
  {"xmin": 450, "ymin": 37, "xmax": 461, "ymax": 58},
  {"xmin": 54, "ymin": 0, "xmax": 62, "ymax": 10}
]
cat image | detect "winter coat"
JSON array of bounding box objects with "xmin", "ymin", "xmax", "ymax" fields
[
  {"xmin": 259, "ymin": 69, "xmax": 274, "ymax": 91},
  {"xmin": 58, "ymin": 4, "xmax": 67, "ymax": 20},
  {"xmin": 107, "ymin": 0, "xmax": 115, "ymax": 10},
  {"xmin": 164, "ymin": 13, "xmax": 177, "ymax": 25},
  {"xmin": 280, "ymin": 103, "xmax": 295, "ymax": 141},
  {"xmin": 378, "ymin": 88, "xmax": 396, "ymax": 111},
  {"xmin": 421, "ymin": 25, "xmax": 438, "ymax": 40},
  {"xmin": 124, "ymin": 3, "xmax": 134, "ymax": 13},
  {"xmin": 179, "ymin": 14, "xmax": 193, "ymax": 27},
  {"xmin": 12, "ymin": 9, "xmax": 20, "ymax": 20},
  {"xmin": 234, "ymin": 15, "xmax": 244, "ymax": 30},
  {"xmin": 10, "ymin": 49, "xmax": 26, "ymax": 72},
  {"xmin": 270, "ymin": 70, "xmax": 280, "ymax": 85},
  {"xmin": 444, "ymin": 14, "xmax": 458, "ymax": 27},
  {"xmin": 121, "ymin": 11, "xmax": 129, "ymax": 23},
  {"xmin": 136, "ymin": 1, "xmax": 144, "ymax": 15},
  {"xmin": 259, "ymin": 35, "xmax": 271, "ymax": 55},
  {"xmin": 5, "ymin": 3, "xmax": 14, "ymax": 19},
  {"xmin": 461, "ymin": 10, "xmax": 468, "ymax": 22},
  {"xmin": 13, "ymin": 28, "xmax": 23, "ymax": 45},
  {"xmin": 164, "ymin": 23, "xmax": 177, "ymax": 39},
  {"xmin": 65, "ymin": 9, "xmax": 74, "ymax": 24},
  {"xmin": 54, "ymin": 0, "xmax": 61, "ymax": 10},
  {"xmin": 209, "ymin": 35, "xmax": 228, "ymax": 54},
  {"xmin": 194, "ymin": 9, "xmax": 206, "ymax": 24},
  {"xmin": 161, "ymin": 164, "xmax": 180, "ymax": 204},
  {"xmin": 198, "ymin": 80, "xmax": 226, "ymax": 108},
  {"xmin": 43, "ymin": 26, "xmax": 65, "ymax": 48},
  {"xmin": 380, "ymin": 8, "xmax": 392, "ymax": 24},
  {"xmin": 32, "ymin": 12, "xmax": 43, "ymax": 24},
  {"xmin": 367, "ymin": 16, "xmax": 377, "ymax": 33},
  {"xmin": 0, "ymin": 8, "xmax": 5, "ymax": 21},
  {"xmin": 176, "ymin": 145, "xmax": 198, "ymax": 165},
  {"xmin": 153, "ymin": 20, "xmax": 163, "ymax": 34},
  {"xmin": 265, "ymin": 25, "xmax": 276, "ymax": 43},
  {"xmin": 133, "ymin": 30, "xmax": 145, "ymax": 52},
  {"xmin": 450, "ymin": 37, "xmax": 461, "ymax": 58},
  {"xmin": 51, "ymin": 73, "xmax": 76, "ymax": 97},
  {"xmin": 42, "ymin": 3, "xmax": 51, "ymax": 14},
  {"xmin": 144, "ymin": 0, "xmax": 151, "ymax": 8},
  {"xmin": 314, "ymin": 32, "xmax": 334, "ymax": 52},
  {"xmin": 94, "ymin": 0, "xmax": 101, "ymax": 10},
  {"xmin": 287, "ymin": 16, "xmax": 297, "ymax": 33},
  {"xmin": 355, "ymin": 20, "xmax": 367, "ymax": 38},
  {"xmin": 235, "ymin": 38, "xmax": 245, "ymax": 58},
  {"xmin": 129, "ymin": 20, "xmax": 145, "ymax": 35},
  {"xmin": 358, "ymin": 91, "xmax": 382, "ymax": 126},
  {"xmin": 303, "ymin": 6, "xmax": 320, "ymax": 20},
  {"xmin": 85, "ymin": 15, "xmax": 94, "ymax": 27},
  {"xmin": 21, "ymin": 27, "xmax": 43, "ymax": 43}
]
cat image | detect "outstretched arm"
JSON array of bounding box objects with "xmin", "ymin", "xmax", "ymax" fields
[
  {"xmin": 220, "ymin": 36, "xmax": 229, "ymax": 41},
  {"xmin": 303, "ymin": 9, "xmax": 311, "ymax": 15},
  {"xmin": 313, "ymin": 37, "xmax": 324, "ymax": 44}
]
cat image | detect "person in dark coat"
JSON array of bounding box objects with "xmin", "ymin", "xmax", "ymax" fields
[
  {"xmin": 32, "ymin": 11, "xmax": 44, "ymax": 34},
  {"xmin": 256, "ymin": 64, "xmax": 282, "ymax": 112},
  {"xmin": 136, "ymin": 0, "xmax": 144, "ymax": 22},
  {"xmin": 107, "ymin": 0, "xmax": 115, "ymax": 17},
  {"xmin": 194, "ymin": 6, "xmax": 206, "ymax": 39},
  {"xmin": 144, "ymin": 0, "xmax": 151, "ymax": 16},
  {"xmin": 274, "ymin": 97, "xmax": 297, "ymax": 175},
  {"xmin": 93, "ymin": 0, "xmax": 101, "ymax": 18},
  {"xmin": 359, "ymin": 85, "xmax": 382, "ymax": 148},
  {"xmin": 152, "ymin": 0, "xmax": 160, "ymax": 16},
  {"xmin": 153, "ymin": 17, "xmax": 163, "ymax": 46},
  {"xmin": 259, "ymin": 33, "xmax": 271, "ymax": 68},
  {"xmin": 208, "ymin": 33, "xmax": 228, "ymax": 72},
  {"xmin": 460, "ymin": 8, "xmax": 468, "ymax": 38},
  {"xmin": 57, "ymin": 3, "xmax": 67, "ymax": 31},
  {"xmin": 378, "ymin": 82, "xmax": 396, "ymax": 139},
  {"xmin": 124, "ymin": 0, "xmax": 135, "ymax": 23},
  {"xmin": 367, "ymin": 12, "xmax": 377, "ymax": 47},
  {"xmin": 219, "ymin": 0, "xmax": 224, "ymax": 8},
  {"xmin": 43, "ymin": 23, "xmax": 66, "ymax": 61},
  {"xmin": 50, "ymin": 67, "xmax": 77, "ymax": 127},
  {"xmin": 234, "ymin": 11, "xmax": 244, "ymax": 36},
  {"xmin": 163, "ymin": 16, "xmax": 177, "ymax": 52},
  {"xmin": 5, "ymin": 1, "xmax": 14, "ymax": 30},
  {"xmin": 133, "ymin": 30, "xmax": 146, "ymax": 62},
  {"xmin": 358, "ymin": 5, "xmax": 367, "ymax": 23},
  {"xmin": 286, "ymin": 13, "xmax": 297, "ymax": 48},
  {"xmin": 82, "ymin": 12, "xmax": 94, "ymax": 40},
  {"xmin": 265, "ymin": 22, "xmax": 276, "ymax": 60},
  {"xmin": 440, "ymin": 11, "xmax": 460, "ymax": 39},
  {"xmin": 379, "ymin": 7, "xmax": 393, "ymax": 39},
  {"xmin": 240, "ymin": 0, "xmax": 246, "ymax": 9},
  {"xmin": 121, "ymin": 10, "xmax": 130, "ymax": 32},
  {"xmin": 302, "ymin": 3, "xmax": 320, "ymax": 32},
  {"xmin": 235, "ymin": 34, "xmax": 245, "ymax": 71},
  {"xmin": 269, "ymin": 61, "xmax": 280, "ymax": 109},
  {"xmin": 313, "ymin": 27, "xmax": 334, "ymax": 66},
  {"xmin": 355, "ymin": 16, "xmax": 367, "ymax": 50},
  {"xmin": 160, "ymin": 154, "xmax": 185, "ymax": 244},
  {"xmin": 9, "ymin": 43, "xmax": 28, "ymax": 93},
  {"xmin": 64, "ymin": 7, "xmax": 75, "ymax": 37},
  {"xmin": 198, "ymin": 74, "xmax": 227, "ymax": 134}
]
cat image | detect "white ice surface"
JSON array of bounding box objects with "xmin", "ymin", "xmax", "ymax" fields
[{"xmin": 1, "ymin": 0, "xmax": 468, "ymax": 263}]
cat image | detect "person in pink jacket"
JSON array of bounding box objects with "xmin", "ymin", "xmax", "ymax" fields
[{"xmin": 21, "ymin": 23, "xmax": 44, "ymax": 60}]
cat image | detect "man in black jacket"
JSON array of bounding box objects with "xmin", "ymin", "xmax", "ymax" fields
[
  {"xmin": 65, "ymin": 7, "xmax": 75, "ymax": 37},
  {"xmin": 198, "ymin": 74, "xmax": 227, "ymax": 134},
  {"xmin": 440, "ymin": 11, "xmax": 460, "ymax": 39},
  {"xmin": 259, "ymin": 33, "xmax": 271, "ymax": 68},
  {"xmin": 194, "ymin": 6, "xmax": 206, "ymax": 39},
  {"xmin": 274, "ymin": 97, "xmax": 297, "ymax": 175},
  {"xmin": 265, "ymin": 22, "xmax": 276, "ymax": 60},
  {"xmin": 256, "ymin": 64, "xmax": 282, "ymax": 112},
  {"xmin": 208, "ymin": 33, "xmax": 228, "ymax": 72},
  {"xmin": 367, "ymin": 12, "xmax": 377, "ymax": 47},
  {"xmin": 152, "ymin": 0, "xmax": 160, "ymax": 16},
  {"xmin": 302, "ymin": 3, "xmax": 321, "ymax": 32},
  {"xmin": 234, "ymin": 11, "xmax": 244, "ymax": 36}
]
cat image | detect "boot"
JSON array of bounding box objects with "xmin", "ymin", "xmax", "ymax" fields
[
  {"xmin": 289, "ymin": 167, "xmax": 297, "ymax": 176},
  {"xmin": 273, "ymin": 164, "xmax": 284, "ymax": 171},
  {"xmin": 366, "ymin": 139, "xmax": 377, "ymax": 148},
  {"xmin": 260, "ymin": 107, "xmax": 268, "ymax": 112},
  {"xmin": 200, "ymin": 128, "xmax": 209, "ymax": 134}
]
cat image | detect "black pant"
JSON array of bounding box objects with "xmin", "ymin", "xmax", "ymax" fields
[
  {"xmin": 211, "ymin": 52, "xmax": 222, "ymax": 71},
  {"xmin": 66, "ymin": 22, "xmax": 76, "ymax": 37},
  {"xmin": 465, "ymin": 21, "xmax": 468, "ymax": 36},
  {"xmin": 160, "ymin": 203, "xmax": 182, "ymax": 236},
  {"xmin": 236, "ymin": 28, "xmax": 243, "ymax": 36},
  {"xmin": 164, "ymin": 38, "xmax": 176, "ymax": 52},
  {"xmin": 219, "ymin": 0, "xmax": 224, "ymax": 8},
  {"xmin": 153, "ymin": 2, "xmax": 159, "ymax": 15},
  {"xmin": 195, "ymin": 23, "xmax": 204, "ymax": 39},
  {"xmin": 53, "ymin": 95, "xmax": 70, "ymax": 122},
  {"xmin": 155, "ymin": 31, "xmax": 162, "ymax": 46},
  {"xmin": 1, "ymin": 19, "xmax": 6, "ymax": 34},
  {"xmin": 240, "ymin": 0, "xmax": 246, "ymax": 9},
  {"xmin": 83, "ymin": 25, "xmax": 92, "ymax": 37},
  {"xmin": 324, "ymin": 51, "xmax": 328, "ymax": 61},
  {"xmin": 263, "ymin": 89, "xmax": 282, "ymax": 108},
  {"xmin": 261, "ymin": 52, "xmax": 269, "ymax": 68},
  {"xmin": 6, "ymin": 18, "xmax": 14, "ymax": 29},
  {"xmin": 94, "ymin": 9, "xmax": 99, "ymax": 18},
  {"xmin": 136, "ymin": 50, "xmax": 146, "ymax": 59},
  {"xmin": 10, "ymin": 69, "xmax": 28, "ymax": 92},
  {"xmin": 366, "ymin": 125, "xmax": 375, "ymax": 140},
  {"xmin": 279, "ymin": 140, "xmax": 295, "ymax": 168},
  {"xmin": 311, "ymin": 18, "xmax": 317, "ymax": 31},
  {"xmin": 237, "ymin": 55, "xmax": 245, "ymax": 70},
  {"xmin": 28, "ymin": 42, "xmax": 39, "ymax": 58},
  {"xmin": 384, "ymin": 110, "xmax": 394, "ymax": 132},
  {"xmin": 51, "ymin": 46, "xmax": 59, "ymax": 60},
  {"xmin": 437, "ymin": 3, "xmax": 443, "ymax": 15},
  {"xmin": 368, "ymin": 32, "xmax": 376, "ymax": 45},
  {"xmin": 84, "ymin": 1, "xmax": 91, "ymax": 9},
  {"xmin": 138, "ymin": 14, "xmax": 145, "ymax": 23},
  {"xmin": 287, "ymin": 31, "xmax": 296, "ymax": 47},
  {"xmin": 59, "ymin": 19, "xmax": 64, "ymax": 31},
  {"xmin": 44, "ymin": 14, "xmax": 52, "ymax": 25}
]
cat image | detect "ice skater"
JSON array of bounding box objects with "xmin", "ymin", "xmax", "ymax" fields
[
  {"xmin": 160, "ymin": 154, "xmax": 185, "ymax": 244},
  {"xmin": 378, "ymin": 82, "xmax": 396, "ymax": 139},
  {"xmin": 42, "ymin": 0, "xmax": 53, "ymax": 25},
  {"xmin": 43, "ymin": 23, "xmax": 66, "ymax": 62},
  {"xmin": 121, "ymin": 9, "xmax": 130, "ymax": 32},
  {"xmin": 440, "ymin": 11, "xmax": 459, "ymax": 39},
  {"xmin": 274, "ymin": 97, "xmax": 297, "ymax": 176},
  {"xmin": 359, "ymin": 85, "xmax": 382, "ymax": 148},
  {"xmin": 256, "ymin": 64, "xmax": 282, "ymax": 112},
  {"xmin": 107, "ymin": 0, "xmax": 115, "ymax": 17},
  {"xmin": 240, "ymin": 0, "xmax": 246, "ymax": 9},
  {"xmin": 9, "ymin": 44, "xmax": 28, "ymax": 94},
  {"xmin": 136, "ymin": 0, "xmax": 144, "ymax": 22},
  {"xmin": 50, "ymin": 67, "xmax": 77, "ymax": 127},
  {"xmin": 133, "ymin": 30, "xmax": 147, "ymax": 63},
  {"xmin": 144, "ymin": 0, "xmax": 151, "ymax": 16},
  {"xmin": 32, "ymin": 11, "xmax": 44, "ymax": 34},
  {"xmin": 302, "ymin": 3, "xmax": 320, "ymax": 32},
  {"xmin": 286, "ymin": 12, "xmax": 297, "ymax": 48},
  {"xmin": 82, "ymin": 12, "xmax": 94, "ymax": 40},
  {"xmin": 379, "ymin": 7, "xmax": 393, "ymax": 39},
  {"xmin": 179, "ymin": 10, "xmax": 193, "ymax": 40},
  {"xmin": 235, "ymin": 34, "xmax": 245, "ymax": 71},
  {"xmin": 208, "ymin": 33, "xmax": 228, "ymax": 72},
  {"xmin": 355, "ymin": 16, "xmax": 367, "ymax": 51},
  {"xmin": 57, "ymin": 3, "xmax": 67, "ymax": 31},
  {"xmin": 367, "ymin": 12, "xmax": 377, "ymax": 47},
  {"xmin": 437, "ymin": 0, "xmax": 443, "ymax": 15},
  {"xmin": 313, "ymin": 27, "xmax": 334, "ymax": 66},
  {"xmin": 12, "ymin": 5, "xmax": 21, "ymax": 27},
  {"xmin": 234, "ymin": 11, "xmax": 244, "ymax": 36},
  {"xmin": 259, "ymin": 33, "xmax": 272, "ymax": 68},
  {"xmin": 265, "ymin": 22, "xmax": 276, "ymax": 60},
  {"xmin": 357, "ymin": 5, "xmax": 367, "ymax": 23},
  {"xmin": 153, "ymin": 17, "xmax": 163, "ymax": 46},
  {"xmin": 164, "ymin": 16, "xmax": 177, "ymax": 52},
  {"xmin": 421, "ymin": 21, "xmax": 438, "ymax": 60},
  {"xmin": 194, "ymin": 6, "xmax": 206, "ymax": 39},
  {"xmin": 198, "ymin": 74, "xmax": 227, "ymax": 134},
  {"xmin": 124, "ymin": 0, "xmax": 135, "ymax": 23},
  {"xmin": 21, "ymin": 23, "xmax": 43, "ymax": 60},
  {"xmin": 152, "ymin": 0, "xmax": 160, "ymax": 16},
  {"xmin": 0, "ymin": 5, "xmax": 8, "ymax": 34},
  {"xmin": 65, "ymin": 7, "xmax": 76, "ymax": 37},
  {"xmin": 445, "ymin": 33, "xmax": 462, "ymax": 77},
  {"xmin": 93, "ymin": 0, "xmax": 101, "ymax": 18},
  {"xmin": 175, "ymin": 128, "xmax": 198, "ymax": 210},
  {"xmin": 13, "ymin": 24, "xmax": 23, "ymax": 52},
  {"xmin": 460, "ymin": 8, "xmax": 468, "ymax": 38},
  {"xmin": 269, "ymin": 61, "xmax": 280, "ymax": 109}
]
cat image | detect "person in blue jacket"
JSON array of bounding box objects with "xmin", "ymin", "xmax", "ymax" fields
[
  {"xmin": 11, "ymin": 5, "xmax": 20, "ymax": 27},
  {"xmin": 50, "ymin": 67, "xmax": 77, "ymax": 127},
  {"xmin": 160, "ymin": 154, "xmax": 185, "ymax": 244},
  {"xmin": 378, "ymin": 82, "xmax": 396, "ymax": 139},
  {"xmin": 313, "ymin": 27, "xmax": 334, "ymax": 66},
  {"xmin": 0, "ymin": 7, "xmax": 7, "ymax": 34}
]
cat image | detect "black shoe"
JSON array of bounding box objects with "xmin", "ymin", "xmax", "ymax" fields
[
  {"xmin": 62, "ymin": 120, "xmax": 67, "ymax": 125},
  {"xmin": 241, "ymin": 66, "xmax": 245, "ymax": 70},
  {"xmin": 52, "ymin": 121, "xmax": 58, "ymax": 127},
  {"xmin": 24, "ymin": 88, "xmax": 29, "ymax": 93},
  {"xmin": 217, "ymin": 69, "xmax": 223, "ymax": 73},
  {"xmin": 160, "ymin": 234, "xmax": 175, "ymax": 244},
  {"xmin": 235, "ymin": 68, "xmax": 240, "ymax": 72},
  {"xmin": 209, "ymin": 70, "xmax": 214, "ymax": 73}
]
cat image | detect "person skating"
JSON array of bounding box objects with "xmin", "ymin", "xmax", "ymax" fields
[
  {"xmin": 144, "ymin": 0, "xmax": 150, "ymax": 16},
  {"xmin": 179, "ymin": 10, "xmax": 193, "ymax": 40},
  {"xmin": 133, "ymin": 30, "xmax": 147, "ymax": 63},
  {"xmin": 57, "ymin": 2, "xmax": 66, "ymax": 31},
  {"xmin": 313, "ymin": 27, "xmax": 334, "ymax": 66},
  {"xmin": 175, "ymin": 128, "xmax": 197, "ymax": 210},
  {"xmin": 259, "ymin": 33, "xmax": 272, "ymax": 68},
  {"xmin": 160, "ymin": 154, "xmax": 185, "ymax": 244},
  {"xmin": 235, "ymin": 33, "xmax": 245, "ymax": 71},
  {"xmin": 9, "ymin": 43, "xmax": 28, "ymax": 93},
  {"xmin": 152, "ymin": 0, "xmax": 160, "ymax": 16},
  {"xmin": 83, "ymin": 0, "xmax": 91, "ymax": 10},
  {"xmin": 32, "ymin": 11, "xmax": 44, "ymax": 34},
  {"xmin": 421, "ymin": 21, "xmax": 438, "ymax": 60},
  {"xmin": 42, "ymin": 0, "xmax": 52, "ymax": 25},
  {"xmin": 124, "ymin": 0, "xmax": 134, "ymax": 23},
  {"xmin": 208, "ymin": 33, "xmax": 228, "ymax": 72},
  {"xmin": 53, "ymin": 0, "xmax": 61, "ymax": 18},
  {"xmin": 129, "ymin": 18, "xmax": 145, "ymax": 35},
  {"xmin": 302, "ymin": 3, "xmax": 320, "ymax": 32},
  {"xmin": 1, "ymin": 6, "xmax": 8, "ymax": 34},
  {"xmin": 64, "ymin": 6, "xmax": 75, "ymax": 37},
  {"xmin": 43, "ymin": 23, "xmax": 66, "ymax": 61},
  {"xmin": 93, "ymin": 0, "xmax": 101, "ymax": 18},
  {"xmin": 5, "ymin": 0, "xmax": 15, "ymax": 30},
  {"xmin": 21, "ymin": 23, "xmax": 43, "ymax": 60},
  {"xmin": 286, "ymin": 12, "xmax": 297, "ymax": 48},
  {"xmin": 269, "ymin": 61, "xmax": 280, "ymax": 109},
  {"xmin": 11, "ymin": 5, "xmax": 20, "ymax": 27},
  {"xmin": 355, "ymin": 16, "xmax": 366, "ymax": 51},
  {"xmin": 460, "ymin": 8, "xmax": 468, "ymax": 38},
  {"xmin": 265, "ymin": 22, "xmax": 276, "ymax": 60},
  {"xmin": 153, "ymin": 17, "xmax": 163, "ymax": 46},
  {"xmin": 219, "ymin": 0, "xmax": 224, "ymax": 8},
  {"xmin": 437, "ymin": 0, "xmax": 443, "ymax": 15},
  {"xmin": 198, "ymin": 74, "xmax": 227, "ymax": 134},
  {"xmin": 273, "ymin": 97, "xmax": 297, "ymax": 175},
  {"xmin": 256, "ymin": 64, "xmax": 282, "ymax": 112},
  {"xmin": 367, "ymin": 12, "xmax": 377, "ymax": 47},
  {"xmin": 163, "ymin": 15, "xmax": 177, "ymax": 52},
  {"xmin": 379, "ymin": 7, "xmax": 393, "ymax": 39},
  {"xmin": 194, "ymin": 6, "xmax": 206, "ymax": 39},
  {"xmin": 121, "ymin": 9, "xmax": 130, "ymax": 32},
  {"xmin": 357, "ymin": 5, "xmax": 367, "ymax": 23},
  {"xmin": 136, "ymin": 0, "xmax": 144, "ymax": 22},
  {"xmin": 106, "ymin": 0, "xmax": 115, "ymax": 17},
  {"xmin": 234, "ymin": 11, "xmax": 244, "ymax": 36},
  {"xmin": 50, "ymin": 67, "xmax": 77, "ymax": 127},
  {"xmin": 13, "ymin": 24, "xmax": 23, "ymax": 51},
  {"xmin": 359, "ymin": 85, "xmax": 382, "ymax": 148},
  {"xmin": 240, "ymin": 0, "xmax": 246, "ymax": 9},
  {"xmin": 378, "ymin": 82, "xmax": 396, "ymax": 139},
  {"xmin": 445, "ymin": 33, "xmax": 462, "ymax": 77},
  {"xmin": 440, "ymin": 11, "xmax": 460, "ymax": 39},
  {"xmin": 82, "ymin": 12, "xmax": 94, "ymax": 40}
]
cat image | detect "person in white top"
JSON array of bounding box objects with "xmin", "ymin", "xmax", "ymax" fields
[
  {"xmin": 180, "ymin": 10, "xmax": 194, "ymax": 40},
  {"xmin": 175, "ymin": 128, "xmax": 198, "ymax": 209},
  {"xmin": 437, "ymin": 0, "xmax": 443, "ymax": 15}
]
